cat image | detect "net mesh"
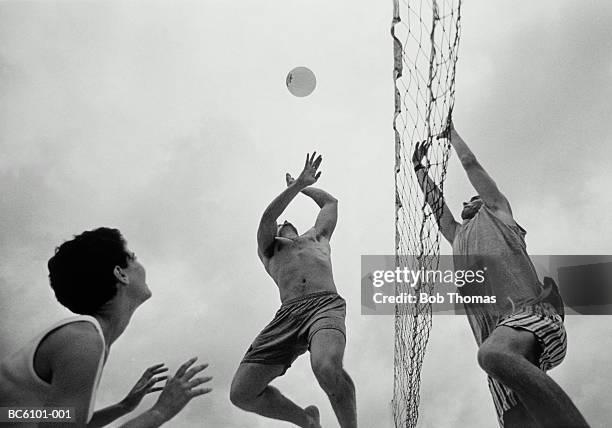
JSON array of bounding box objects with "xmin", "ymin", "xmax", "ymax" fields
[{"xmin": 391, "ymin": 0, "xmax": 462, "ymax": 427}]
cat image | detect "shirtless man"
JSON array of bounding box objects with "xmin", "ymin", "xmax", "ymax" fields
[
  {"xmin": 230, "ymin": 153, "xmax": 357, "ymax": 428},
  {"xmin": 413, "ymin": 122, "xmax": 589, "ymax": 427}
]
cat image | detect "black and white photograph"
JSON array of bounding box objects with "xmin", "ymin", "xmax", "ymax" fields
[{"xmin": 1, "ymin": 1, "xmax": 610, "ymax": 427}]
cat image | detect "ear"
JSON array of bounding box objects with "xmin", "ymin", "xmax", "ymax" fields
[{"xmin": 113, "ymin": 265, "xmax": 129, "ymax": 285}]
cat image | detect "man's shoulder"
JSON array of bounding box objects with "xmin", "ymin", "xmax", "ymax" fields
[
  {"xmin": 301, "ymin": 227, "xmax": 329, "ymax": 243},
  {"xmin": 294, "ymin": 227, "xmax": 316, "ymax": 238},
  {"xmin": 480, "ymin": 204, "xmax": 526, "ymax": 236},
  {"xmin": 42, "ymin": 321, "xmax": 104, "ymax": 361},
  {"xmin": 33, "ymin": 320, "xmax": 104, "ymax": 386}
]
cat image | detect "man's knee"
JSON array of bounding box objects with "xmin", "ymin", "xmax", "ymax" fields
[
  {"xmin": 229, "ymin": 381, "xmax": 246, "ymax": 408},
  {"xmin": 477, "ymin": 343, "xmax": 509, "ymax": 376},
  {"xmin": 478, "ymin": 327, "xmax": 540, "ymax": 376},
  {"xmin": 478, "ymin": 341, "xmax": 532, "ymax": 380},
  {"xmin": 229, "ymin": 363, "xmax": 284, "ymax": 409},
  {"xmin": 312, "ymin": 355, "xmax": 343, "ymax": 393},
  {"xmin": 230, "ymin": 373, "xmax": 256, "ymax": 409}
]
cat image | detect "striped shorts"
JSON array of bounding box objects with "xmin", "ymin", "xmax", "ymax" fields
[{"xmin": 487, "ymin": 303, "xmax": 567, "ymax": 427}]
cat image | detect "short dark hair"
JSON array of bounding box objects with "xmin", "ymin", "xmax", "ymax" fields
[{"xmin": 48, "ymin": 227, "xmax": 130, "ymax": 315}]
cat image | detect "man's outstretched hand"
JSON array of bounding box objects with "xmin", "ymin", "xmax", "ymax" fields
[
  {"xmin": 412, "ymin": 141, "xmax": 431, "ymax": 168},
  {"xmin": 292, "ymin": 152, "xmax": 322, "ymax": 187},
  {"xmin": 437, "ymin": 119, "xmax": 458, "ymax": 141},
  {"xmin": 150, "ymin": 357, "xmax": 212, "ymax": 424},
  {"xmin": 121, "ymin": 364, "xmax": 169, "ymax": 412}
]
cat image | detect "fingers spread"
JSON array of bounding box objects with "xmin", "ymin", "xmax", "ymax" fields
[
  {"xmin": 187, "ymin": 376, "xmax": 213, "ymax": 388},
  {"xmin": 152, "ymin": 375, "xmax": 168, "ymax": 383},
  {"xmin": 151, "ymin": 367, "xmax": 169, "ymax": 376},
  {"xmin": 183, "ymin": 363, "xmax": 209, "ymax": 381},
  {"xmin": 176, "ymin": 357, "xmax": 198, "ymax": 378},
  {"xmin": 143, "ymin": 364, "xmax": 167, "ymax": 380},
  {"xmin": 189, "ymin": 387, "xmax": 213, "ymax": 398},
  {"xmin": 146, "ymin": 363, "xmax": 164, "ymax": 373}
]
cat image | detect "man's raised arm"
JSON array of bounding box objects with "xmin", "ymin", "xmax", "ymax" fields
[
  {"xmin": 440, "ymin": 121, "xmax": 513, "ymax": 221},
  {"xmin": 286, "ymin": 173, "xmax": 337, "ymax": 241},
  {"xmin": 257, "ymin": 153, "xmax": 322, "ymax": 259},
  {"xmin": 413, "ymin": 141, "xmax": 459, "ymax": 243}
]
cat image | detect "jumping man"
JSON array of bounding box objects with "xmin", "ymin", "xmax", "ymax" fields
[
  {"xmin": 413, "ymin": 122, "xmax": 589, "ymax": 428},
  {"xmin": 230, "ymin": 153, "xmax": 357, "ymax": 428}
]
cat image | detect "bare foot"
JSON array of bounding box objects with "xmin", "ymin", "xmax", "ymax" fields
[{"xmin": 305, "ymin": 405, "xmax": 321, "ymax": 428}]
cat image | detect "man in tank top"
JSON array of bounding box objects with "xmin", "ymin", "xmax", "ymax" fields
[
  {"xmin": 0, "ymin": 227, "xmax": 212, "ymax": 427},
  {"xmin": 413, "ymin": 122, "xmax": 589, "ymax": 427}
]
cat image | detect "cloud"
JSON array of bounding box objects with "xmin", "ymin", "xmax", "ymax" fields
[{"xmin": 1, "ymin": 1, "xmax": 611, "ymax": 427}]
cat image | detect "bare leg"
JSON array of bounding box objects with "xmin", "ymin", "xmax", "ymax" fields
[
  {"xmin": 478, "ymin": 326, "xmax": 589, "ymax": 427},
  {"xmin": 503, "ymin": 401, "xmax": 539, "ymax": 428},
  {"xmin": 310, "ymin": 329, "xmax": 357, "ymax": 428},
  {"xmin": 230, "ymin": 363, "xmax": 320, "ymax": 428}
]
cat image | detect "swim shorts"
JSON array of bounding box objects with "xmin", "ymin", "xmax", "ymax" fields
[
  {"xmin": 241, "ymin": 291, "xmax": 346, "ymax": 373},
  {"xmin": 487, "ymin": 303, "xmax": 567, "ymax": 427}
]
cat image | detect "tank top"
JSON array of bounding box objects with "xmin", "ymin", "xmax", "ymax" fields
[
  {"xmin": 0, "ymin": 315, "xmax": 106, "ymax": 424},
  {"xmin": 452, "ymin": 205, "xmax": 561, "ymax": 343}
]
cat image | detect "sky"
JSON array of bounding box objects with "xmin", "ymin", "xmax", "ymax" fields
[{"xmin": 0, "ymin": 1, "xmax": 611, "ymax": 427}]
